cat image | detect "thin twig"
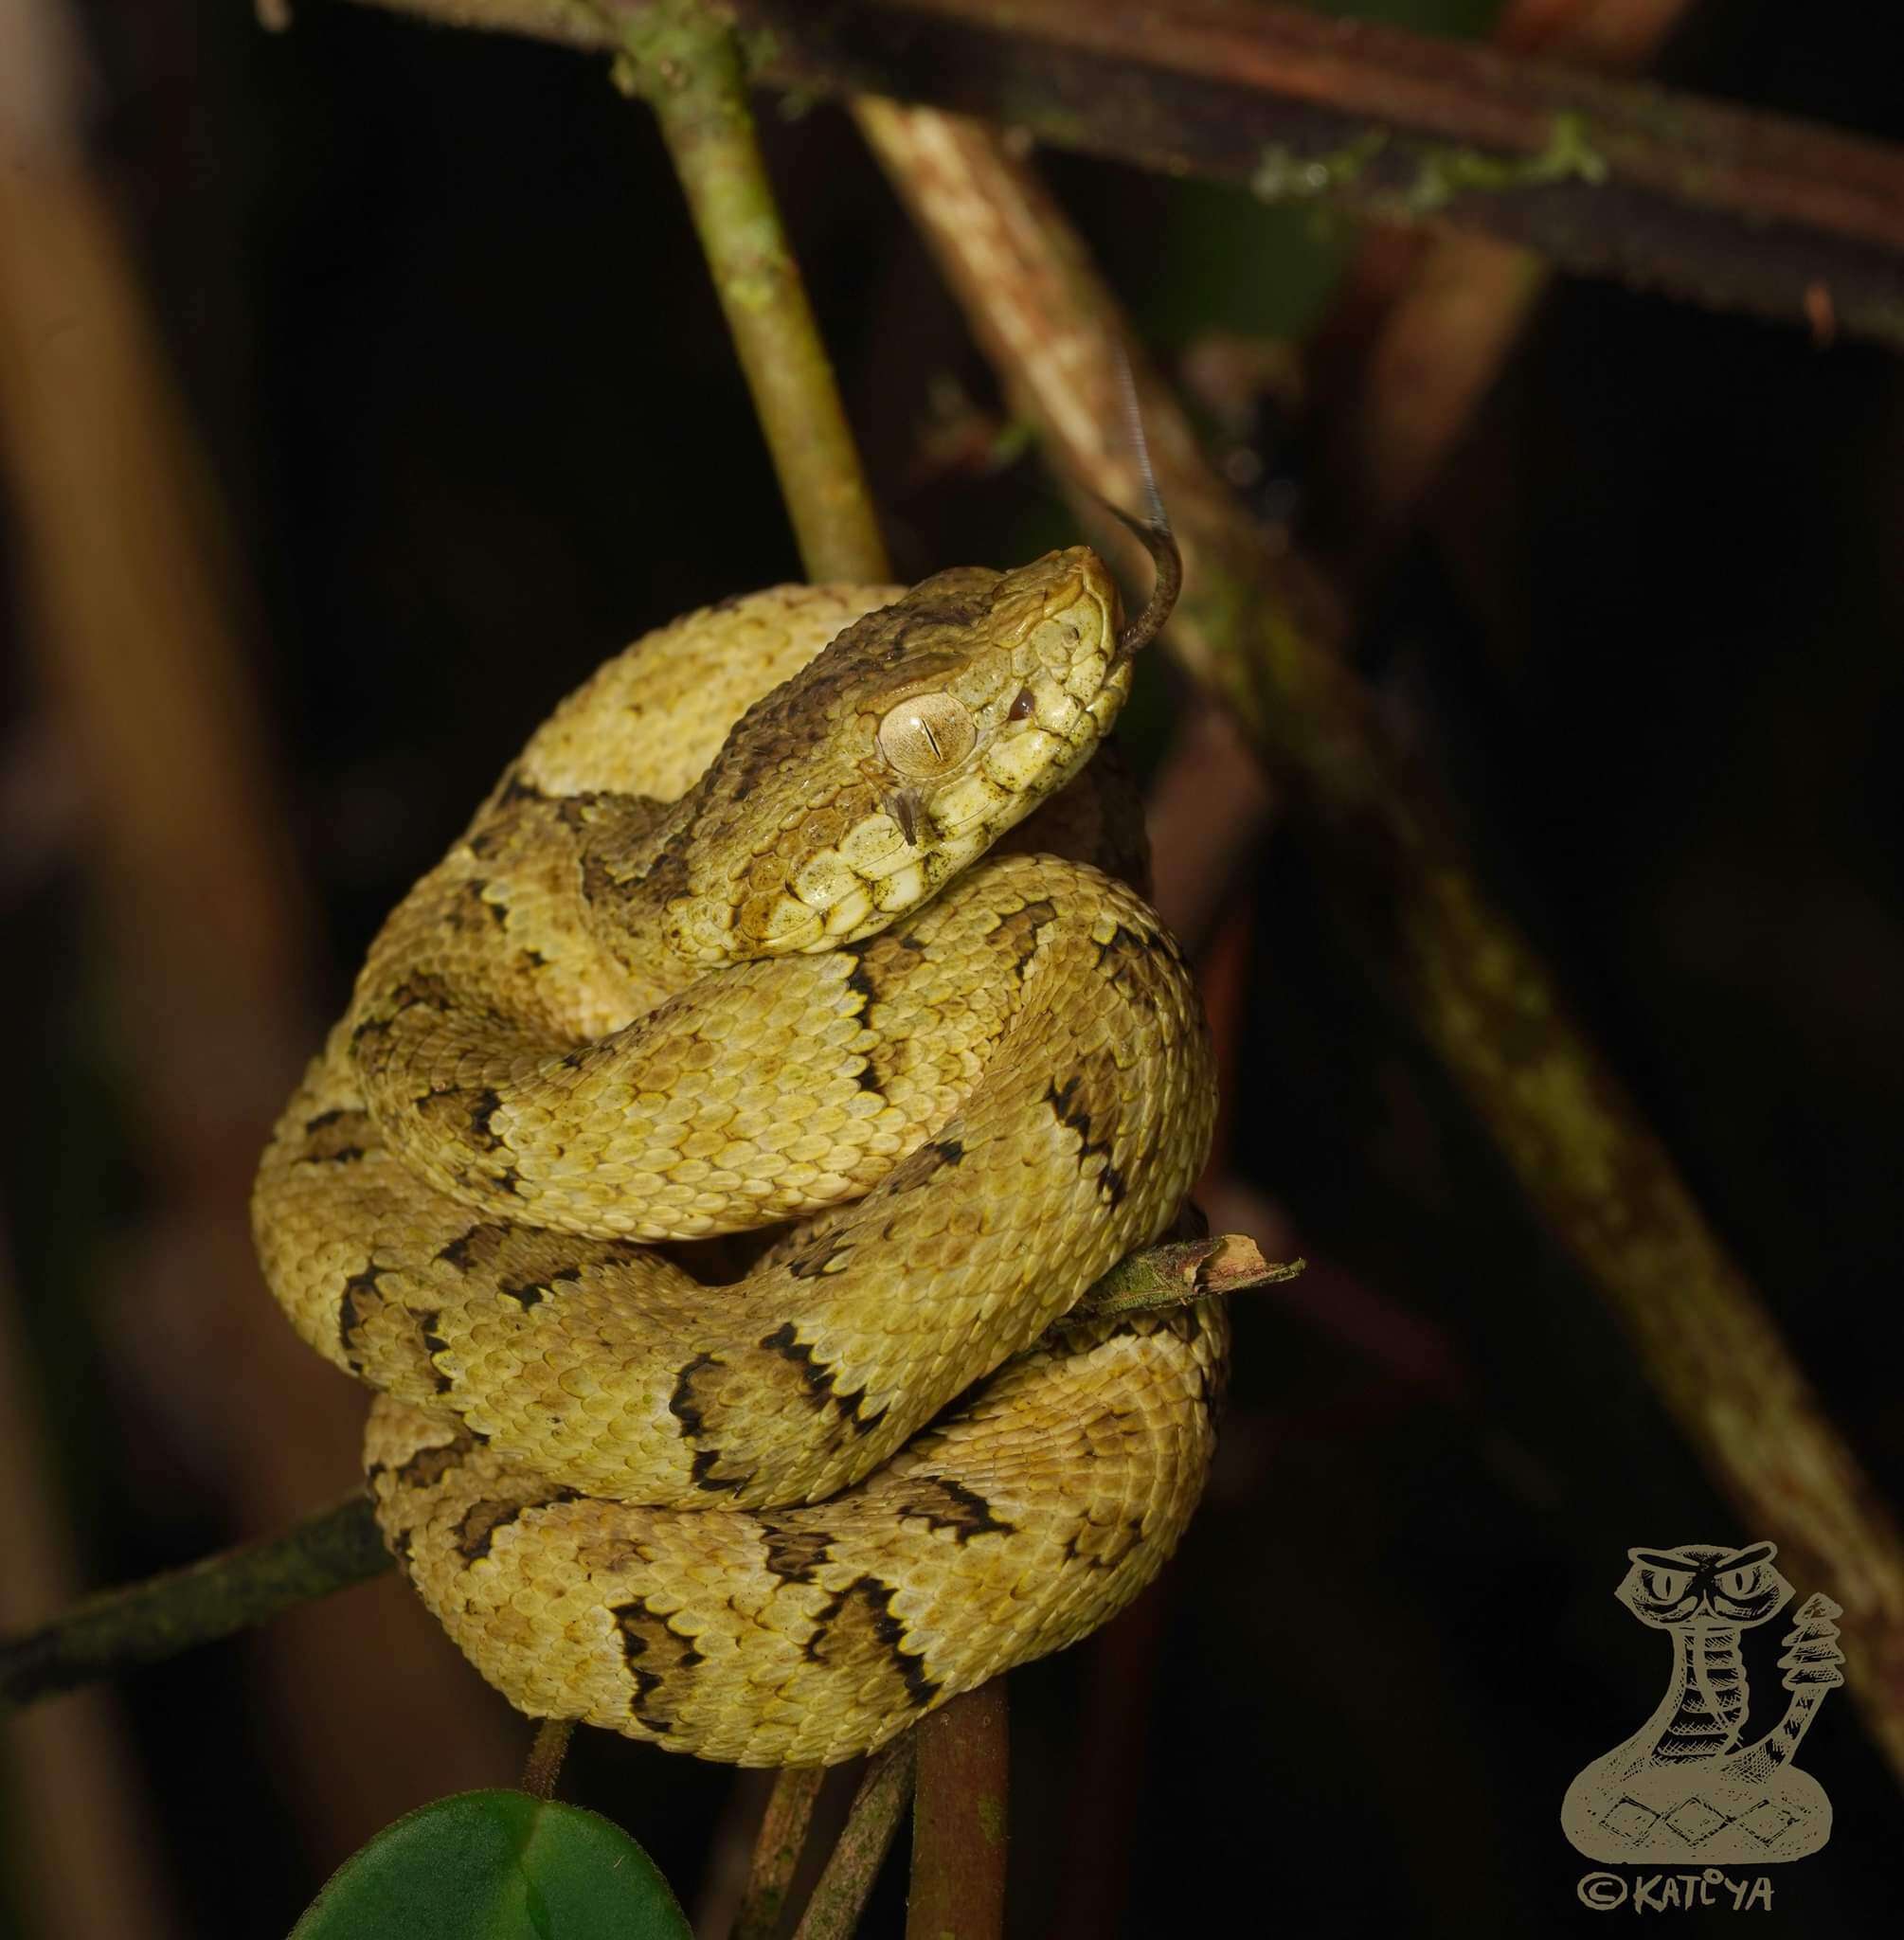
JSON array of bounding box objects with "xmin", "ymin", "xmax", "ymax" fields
[
  {"xmin": 731, "ymin": 1767, "xmax": 825, "ymax": 1940},
  {"xmin": 852, "ymin": 100, "xmax": 1904, "ymax": 1787},
  {"xmin": 907, "ymin": 1682, "xmax": 1008, "ymax": 1940},
  {"xmin": 602, "ymin": 0, "xmax": 888, "ymax": 582},
  {"xmin": 1059, "ymin": 1234, "xmax": 1301, "ymax": 1322},
  {"xmin": 521, "ymin": 1717, "xmax": 576, "ymax": 1799},
  {"xmin": 0, "ymin": 1496, "xmax": 387, "ymax": 1713},
  {"xmin": 345, "ymin": 0, "xmax": 1904, "ymax": 354},
  {"xmin": 0, "ymin": 1229, "xmax": 1260, "ymax": 1712},
  {"xmin": 789, "ymin": 1740, "xmax": 914, "ymax": 1940}
]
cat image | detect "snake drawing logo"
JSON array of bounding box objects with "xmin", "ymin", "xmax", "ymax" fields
[{"xmin": 1561, "ymin": 1541, "xmax": 1844, "ymax": 1863}]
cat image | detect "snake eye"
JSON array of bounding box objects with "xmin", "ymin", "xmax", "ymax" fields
[{"xmin": 876, "ymin": 691, "xmax": 977, "ymax": 779}]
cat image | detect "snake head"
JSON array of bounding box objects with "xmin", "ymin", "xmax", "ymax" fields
[{"xmin": 664, "ymin": 546, "xmax": 1141, "ymax": 963}]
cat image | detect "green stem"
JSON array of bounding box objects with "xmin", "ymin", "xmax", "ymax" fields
[
  {"xmin": 605, "ymin": 0, "xmax": 889, "ymax": 582},
  {"xmin": 0, "ymin": 1494, "xmax": 387, "ymax": 1713}
]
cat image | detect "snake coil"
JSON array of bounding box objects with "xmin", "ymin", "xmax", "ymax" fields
[{"xmin": 253, "ymin": 546, "xmax": 1223, "ymax": 1765}]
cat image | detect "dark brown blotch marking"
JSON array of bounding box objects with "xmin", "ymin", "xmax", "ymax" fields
[
  {"xmin": 416, "ymin": 1310, "xmax": 455, "ymax": 1395},
  {"xmin": 893, "ymin": 1474, "xmax": 1015, "ymax": 1543},
  {"xmin": 495, "ymin": 769, "xmax": 547, "ymax": 808},
  {"xmin": 469, "ymin": 1087, "xmax": 506, "ymax": 1152},
  {"xmin": 838, "ymin": 937, "xmax": 925, "ymax": 1096},
  {"xmin": 451, "ymin": 877, "xmax": 510, "ymax": 932},
  {"xmin": 669, "ymin": 1355, "xmax": 755, "ymax": 1492},
  {"xmin": 394, "ymin": 1435, "xmax": 469, "ymax": 1491},
  {"xmin": 610, "ymin": 1596, "xmax": 708, "ymax": 1732},
  {"xmin": 388, "ymin": 971, "xmax": 457, "ymax": 1016},
  {"xmin": 1059, "ymin": 1514, "xmax": 1146, "ymax": 1572},
  {"xmin": 1092, "ymin": 921, "xmax": 1150, "ymax": 966},
  {"xmin": 406, "ymin": 1087, "xmax": 512, "ymax": 1173},
  {"xmin": 784, "ymin": 1230, "xmax": 854, "ymax": 1281},
  {"xmin": 880, "ymin": 1133, "xmax": 968, "ymax": 1197},
  {"xmin": 454, "ymin": 1486, "xmax": 580, "ymax": 1564},
  {"xmin": 1044, "ymin": 1074, "xmax": 1127, "ymax": 1209},
  {"xmin": 300, "ymin": 1106, "xmax": 373, "ymax": 1166},
  {"xmin": 689, "ymin": 1447, "xmax": 749, "ymax": 1493},
  {"xmin": 336, "ymin": 1265, "xmax": 386, "ymax": 1372},
  {"xmin": 991, "ymin": 896, "xmax": 1058, "ymax": 981},
  {"xmin": 435, "ymin": 1223, "xmax": 509, "ymax": 1272},
  {"xmin": 668, "ymin": 1352, "xmax": 720, "ymax": 1439},
  {"xmin": 844, "ymin": 953, "xmax": 878, "ymax": 1009},
  {"xmin": 756, "ymin": 1518, "xmax": 835, "ymax": 1586},
  {"xmin": 758, "ymin": 1322, "xmax": 885, "ymax": 1433},
  {"xmin": 803, "ymin": 1574, "xmax": 940, "ymax": 1709},
  {"xmin": 500, "ymin": 1265, "xmax": 580, "ymax": 1310}
]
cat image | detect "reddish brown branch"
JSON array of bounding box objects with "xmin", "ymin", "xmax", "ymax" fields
[
  {"xmin": 352, "ymin": 0, "xmax": 1904, "ymax": 352},
  {"xmin": 852, "ymin": 99, "xmax": 1904, "ymax": 1789},
  {"xmin": 907, "ymin": 1682, "xmax": 1009, "ymax": 1940}
]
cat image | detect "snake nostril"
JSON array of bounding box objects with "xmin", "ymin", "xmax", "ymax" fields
[{"xmin": 1007, "ymin": 687, "xmax": 1035, "ymax": 722}]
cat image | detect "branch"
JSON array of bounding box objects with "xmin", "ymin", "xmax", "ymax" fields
[
  {"xmin": 789, "ymin": 1739, "xmax": 915, "ymax": 1940},
  {"xmin": 907, "ymin": 1681, "xmax": 1008, "ymax": 1940},
  {"xmin": 852, "ymin": 101, "xmax": 1904, "ymax": 1788},
  {"xmin": 731, "ymin": 1767, "xmax": 824, "ymax": 1940},
  {"xmin": 347, "ymin": 0, "xmax": 1904, "ymax": 355},
  {"xmin": 0, "ymin": 1229, "xmax": 1268, "ymax": 1713},
  {"xmin": 603, "ymin": 0, "xmax": 889, "ymax": 581},
  {"xmin": 0, "ymin": 1495, "xmax": 387, "ymax": 1713},
  {"xmin": 1059, "ymin": 1233, "xmax": 1302, "ymax": 1323},
  {"xmin": 521, "ymin": 1716, "xmax": 575, "ymax": 1798}
]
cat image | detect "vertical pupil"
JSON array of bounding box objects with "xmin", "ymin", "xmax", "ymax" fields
[{"xmin": 917, "ymin": 715, "xmax": 941, "ymax": 759}]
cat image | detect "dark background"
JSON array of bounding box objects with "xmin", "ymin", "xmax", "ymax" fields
[{"xmin": 3, "ymin": 0, "xmax": 1901, "ymax": 1933}]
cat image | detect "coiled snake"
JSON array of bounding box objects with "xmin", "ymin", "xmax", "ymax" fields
[{"xmin": 252, "ymin": 542, "xmax": 1223, "ymax": 1766}]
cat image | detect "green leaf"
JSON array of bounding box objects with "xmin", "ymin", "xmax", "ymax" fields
[{"xmin": 289, "ymin": 1789, "xmax": 693, "ymax": 1940}]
